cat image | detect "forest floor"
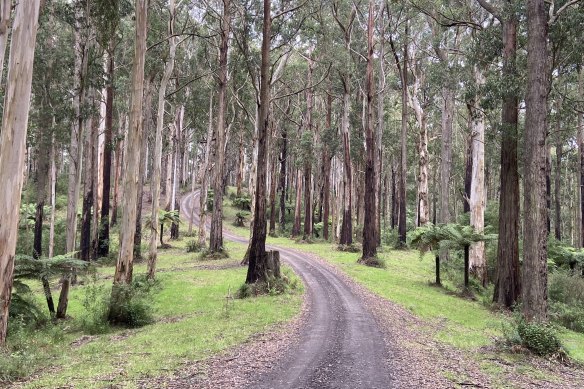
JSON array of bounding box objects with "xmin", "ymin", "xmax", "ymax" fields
[
  {"xmin": 173, "ymin": 189, "xmax": 584, "ymax": 389},
  {"xmin": 6, "ymin": 229, "xmax": 303, "ymax": 388}
]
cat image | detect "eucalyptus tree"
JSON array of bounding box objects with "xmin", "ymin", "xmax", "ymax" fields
[
  {"xmin": 109, "ymin": 0, "xmax": 148, "ymax": 322},
  {"xmin": 209, "ymin": 0, "xmax": 232, "ymax": 254},
  {"xmin": 148, "ymin": 0, "xmax": 178, "ymax": 279},
  {"xmin": 522, "ymin": 0, "xmax": 549, "ymax": 322},
  {"xmin": 0, "ymin": 0, "xmax": 42, "ymax": 347}
]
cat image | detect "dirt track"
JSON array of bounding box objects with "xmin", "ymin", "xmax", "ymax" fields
[{"xmin": 181, "ymin": 191, "xmax": 394, "ymax": 389}]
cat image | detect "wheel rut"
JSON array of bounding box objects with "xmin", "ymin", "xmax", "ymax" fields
[{"xmin": 181, "ymin": 191, "xmax": 393, "ymax": 389}]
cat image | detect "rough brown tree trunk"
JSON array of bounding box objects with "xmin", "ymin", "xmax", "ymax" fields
[
  {"xmin": 361, "ymin": 0, "xmax": 377, "ymax": 261},
  {"xmin": 579, "ymin": 64, "xmax": 584, "ymax": 248},
  {"xmin": 279, "ymin": 112, "xmax": 288, "ymax": 233},
  {"xmin": 522, "ymin": 0, "xmax": 549, "ymax": 322},
  {"xmin": 109, "ymin": 0, "xmax": 148, "ymax": 322},
  {"xmin": 209, "ymin": 0, "xmax": 231, "ymax": 253},
  {"xmin": 269, "ymin": 142, "xmax": 278, "ymax": 235},
  {"xmin": 0, "ymin": 0, "xmax": 41, "ymax": 346},
  {"xmin": 80, "ymin": 112, "xmax": 95, "ymax": 262},
  {"xmin": 245, "ymin": 0, "xmax": 272, "ymax": 284},
  {"xmin": 493, "ymin": 13, "xmax": 521, "ymax": 309}
]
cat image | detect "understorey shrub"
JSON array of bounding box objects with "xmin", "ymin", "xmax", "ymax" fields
[
  {"xmin": 186, "ymin": 239, "xmax": 203, "ymax": 253},
  {"xmin": 517, "ymin": 319, "xmax": 562, "ymax": 356},
  {"xmin": 238, "ymin": 268, "xmax": 299, "ymax": 298}
]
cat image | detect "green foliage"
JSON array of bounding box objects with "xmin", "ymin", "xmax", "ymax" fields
[
  {"xmin": 107, "ymin": 277, "xmax": 157, "ymax": 328},
  {"xmin": 78, "ymin": 281, "xmax": 110, "ymax": 335},
  {"xmin": 185, "ymin": 239, "xmax": 203, "ymax": 253},
  {"xmin": 232, "ymin": 195, "xmax": 251, "ymax": 211},
  {"xmin": 145, "ymin": 209, "xmax": 181, "ymax": 231},
  {"xmin": 234, "ymin": 211, "xmax": 250, "ymax": 227},
  {"xmin": 547, "ymin": 237, "xmax": 584, "ymax": 270},
  {"xmin": 517, "ymin": 320, "xmax": 563, "ymax": 356},
  {"xmin": 238, "ymin": 269, "xmax": 300, "ymax": 298},
  {"xmin": 409, "ymin": 223, "xmax": 497, "ymax": 257},
  {"xmin": 549, "ymin": 271, "xmax": 584, "ymax": 332},
  {"xmin": 336, "ymin": 243, "xmax": 361, "ymax": 253}
]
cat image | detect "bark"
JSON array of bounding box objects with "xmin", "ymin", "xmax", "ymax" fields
[
  {"xmin": 236, "ymin": 131, "xmax": 244, "ymax": 197},
  {"xmin": 439, "ymin": 87, "xmax": 454, "ymax": 224},
  {"xmin": 198, "ymin": 95, "xmax": 214, "ymax": 247},
  {"xmin": 80, "ymin": 113, "xmax": 95, "ymax": 262},
  {"xmin": 269, "ymin": 141, "xmax": 278, "ymax": 235},
  {"xmin": 245, "ymin": 0, "xmax": 272, "ymax": 284},
  {"xmin": 554, "ymin": 122, "xmax": 562, "ymax": 241},
  {"xmin": 469, "ymin": 66, "xmax": 487, "ymax": 287},
  {"xmin": 279, "ymin": 113, "xmax": 288, "ymax": 232},
  {"xmin": 522, "ymin": 0, "xmax": 549, "ymax": 322},
  {"xmin": 109, "ymin": 0, "xmax": 148, "ymax": 316},
  {"xmin": 49, "ymin": 135, "xmax": 57, "ymax": 259},
  {"xmin": 398, "ymin": 25, "xmax": 409, "ymax": 246},
  {"xmin": 58, "ymin": 1, "xmax": 90, "ymax": 318},
  {"xmin": 34, "ymin": 102, "xmax": 55, "ymax": 314},
  {"xmin": 302, "ymin": 57, "xmax": 315, "ymax": 240},
  {"xmin": 209, "ymin": 0, "xmax": 231, "ymax": 253},
  {"xmin": 169, "ymin": 106, "xmax": 182, "ymax": 240},
  {"xmin": 463, "ymin": 133, "xmax": 473, "ymax": 214},
  {"xmin": 323, "ymin": 92, "xmax": 332, "ymax": 240},
  {"xmin": 493, "ymin": 13, "xmax": 521, "ymax": 309},
  {"xmin": 98, "ymin": 46, "xmax": 115, "ymax": 258},
  {"xmin": 134, "ymin": 78, "xmax": 152, "ymax": 259},
  {"xmin": 292, "ymin": 170, "xmax": 303, "ymax": 237},
  {"xmin": 339, "ymin": 79, "xmax": 353, "ymax": 245},
  {"xmin": 579, "ymin": 64, "xmax": 584, "ymax": 248},
  {"xmin": 0, "ymin": 0, "xmax": 41, "ymax": 346},
  {"xmin": 411, "ymin": 61, "xmax": 429, "ymax": 226},
  {"xmin": 361, "ymin": 0, "xmax": 377, "ymax": 260},
  {"xmin": 0, "ymin": 0, "xmax": 10, "ymax": 84},
  {"xmin": 148, "ymin": 0, "xmax": 176, "ymax": 279}
]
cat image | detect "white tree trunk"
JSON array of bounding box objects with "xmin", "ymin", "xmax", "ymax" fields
[
  {"xmin": 111, "ymin": 0, "xmax": 148, "ymax": 287},
  {"xmin": 469, "ymin": 66, "xmax": 487, "ymax": 286},
  {"xmin": 198, "ymin": 95, "xmax": 214, "ymax": 247},
  {"xmin": 147, "ymin": 0, "xmax": 176, "ymax": 279},
  {"xmin": 0, "ymin": 0, "xmax": 11, "ymax": 85},
  {"xmin": 0, "ymin": 0, "xmax": 41, "ymax": 346}
]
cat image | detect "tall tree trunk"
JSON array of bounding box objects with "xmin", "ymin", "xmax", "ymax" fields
[
  {"xmin": 49, "ymin": 134, "xmax": 57, "ymax": 259},
  {"xmin": 339, "ymin": 79, "xmax": 353, "ymax": 245},
  {"xmin": 463, "ymin": 133, "xmax": 473, "ymax": 214},
  {"xmin": 279, "ymin": 114, "xmax": 288, "ymax": 233},
  {"xmin": 522, "ymin": 0, "xmax": 548, "ymax": 322},
  {"xmin": 245, "ymin": 0, "xmax": 272, "ymax": 284},
  {"xmin": 579, "ymin": 64, "xmax": 584, "ymax": 248},
  {"xmin": 98, "ymin": 46, "xmax": 115, "ymax": 258},
  {"xmin": 439, "ymin": 86, "xmax": 454, "ymax": 225},
  {"xmin": 323, "ymin": 91, "xmax": 332, "ymax": 240},
  {"xmin": 411, "ymin": 62, "xmax": 429, "ymax": 227},
  {"xmin": 198, "ymin": 95, "xmax": 214, "ymax": 247},
  {"xmin": 398, "ymin": 25, "xmax": 409, "ymax": 246},
  {"xmin": 493, "ymin": 14, "xmax": 521, "ymax": 309},
  {"xmin": 0, "ymin": 0, "xmax": 41, "ymax": 346},
  {"xmin": 236, "ymin": 131, "xmax": 244, "ymax": 197},
  {"xmin": 109, "ymin": 0, "xmax": 148, "ymax": 322},
  {"xmin": 80, "ymin": 112, "xmax": 95, "ymax": 262},
  {"xmin": 554, "ymin": 119, "xmax": 562, "ymax": 241},
  {"xmin": 303, "ymin": 57, "xmax": 315, "ymax": 240},
  {"xmin": 292, "ymin": 170, "xmax": 303, "ymax": 237},
  {"xmin": 0, "ymin": 0, "xmax": 11, "ymax": 84},
  {"xmin": 209, "ymin": 0, "xmax": 231, "ymax": 253},
  {"xmin": 269, "ymin": 143, "xmax": 278, "ymax": 235},
  {"xmin": 34, "ymin": 100, "xmax": 55, "ymax": 314},
  {"xmin": 469, "ymin": 66, "xmax": 487, "ymax": 287},
  {"xmin": 58, "ymin": 1, "xmax": 90, "ymax": 318},
  {"xmin": 170, "ymin": 106, "xmax": 183, "ymax": 240},
  {"xmin": 134, "ymin": 78, "xmax": 152, "ymax": 259},
  {"xmin": 148, "ymin": 0, "xmax": 176, "ymax": 279},
  {"xmin": 362, "ymin": 0, "xmax": 377, "ymax": 260}
]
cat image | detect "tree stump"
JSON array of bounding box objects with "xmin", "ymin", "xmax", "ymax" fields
[{"xmin": 266, "ymin": 250, "xmax": 281, "ymax": 279}]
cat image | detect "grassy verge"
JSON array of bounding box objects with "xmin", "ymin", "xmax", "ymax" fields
[
  {"xmin": 221, "ymin": 196, "xmax": 584, "ymax": 381},
  {"xmin": 4, "ymin": 229, "xmax": 303, "ymax": 388}
]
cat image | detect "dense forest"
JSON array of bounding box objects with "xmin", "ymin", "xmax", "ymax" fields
[{"xmin": 1, "ymin": 0, "xmax": 584, "ymax": 387}]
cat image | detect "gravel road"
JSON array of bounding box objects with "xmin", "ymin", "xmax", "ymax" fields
[{"xmin": 181, "ymin": 191, "xmax": 394, "ymax": 389}]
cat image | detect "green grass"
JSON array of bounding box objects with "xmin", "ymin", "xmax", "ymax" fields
[
  {"xmin": 4, "ymin": 227, "xmax": 303, "ymax": 388},
  {"xmin": 220, "ymin": 199, "xmax": 584, "ymax": 364}
]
